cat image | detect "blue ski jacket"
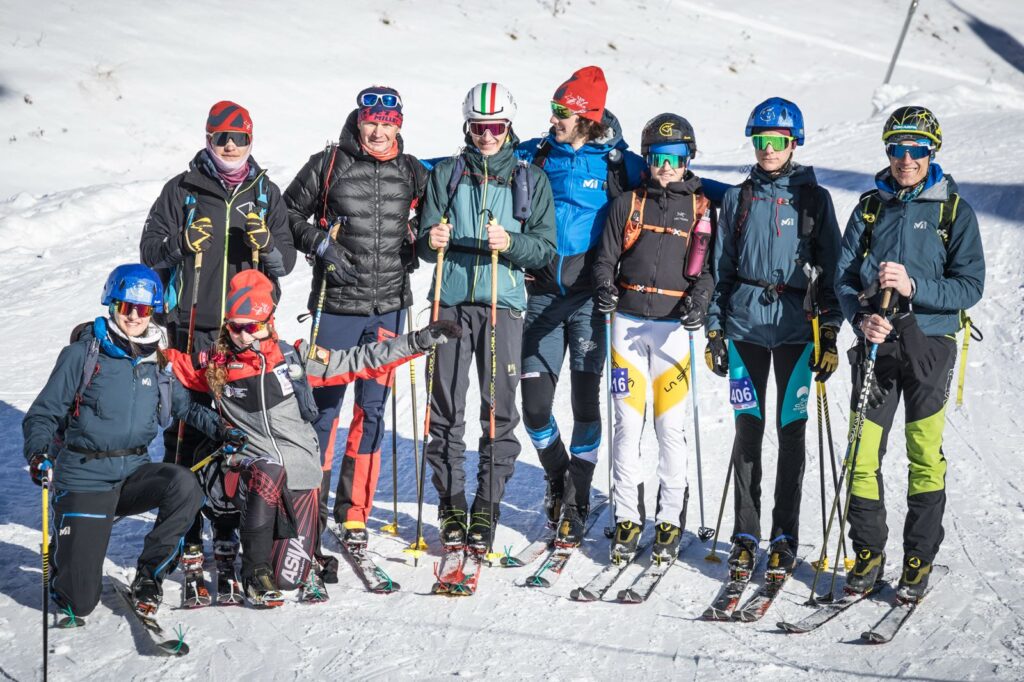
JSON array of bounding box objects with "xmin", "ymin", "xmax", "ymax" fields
[{"xmin": 836, "ymin": 165, "xmax": 985, "ymax": 338}]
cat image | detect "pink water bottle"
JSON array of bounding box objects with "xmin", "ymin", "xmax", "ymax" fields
[{"xmin": 685, "ymin": 210, "xmax": 712, "ymax": 277}]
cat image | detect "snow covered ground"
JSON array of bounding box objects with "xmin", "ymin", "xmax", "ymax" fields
[{"xmin": 1, "ymin": 1, "xmax": 1023, "ymax": 679}]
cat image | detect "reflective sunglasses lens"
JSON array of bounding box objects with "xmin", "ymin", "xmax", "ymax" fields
[
  {"xmin": 470, "ymin": 121, "xmax": 508, "ymax": 137},
  {"xmin": 115, "ymin": 301, "xmax": 154, "ymax": 317},
  {"xmin": 646, "ymin": 152, "xmax": 687, "ymax": 169},
  {"xmin": 360, "ymin": 93, "xmax": 400, "ymax": 108},
  {"xmin": 752, "ymin": 135, "xmax": 792, "ymax": 151},
  {"xmin": 380, "ymin": 94, "xmax": 399, "ymax": 107},
  {"xmin": 227, "ymin": 321, "xmax": 264, "ymax": 334},
  {"xmin": 550, "ymin": 102, "xmax": 574, "ymax": 119},
  {"xmin": 211, "ymin": 131, "xmax": 250, "ymax": 147},
  {"xmin": 887, "ymin": 143, "xmax": 931, "ymax": 159}
]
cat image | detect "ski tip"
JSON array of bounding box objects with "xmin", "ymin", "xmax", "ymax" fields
[
  {"xmin": 55, "ymin": 616, "xmax": 86, "ymax": 629},
  {"xmin": 569, "ymin": 589, "xmax": 597, "ymax": 602},
  {"xmin": 777, "ymin": 621, "xmax": 807, "ymax": 634},
  {"xmin": 158, "ymin": 640, "xmax": 190, "ymax": 656},
  {"xmin": 617, "ymin": 590, "xmax": 643, "ymax": 604},
  {"xmin": 861, "ymin": 630, "xmax": 888, "ymax": 644},
  {"xmin": 500, "ymin": 557, "xmax": 523, "ymax": 568},
  {"xmin": 370, "ymin": 583, "xmax": 402, "ymax": 594},
  {"xmin": 525, "ymin": 576, "xmax": 552, "ymax": 589}
]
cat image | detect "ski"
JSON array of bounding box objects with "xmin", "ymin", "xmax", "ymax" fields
[
  {"xmin": 732, "ymin": 559, "xmax": 804, "ymax": 623},
  {"xmin": 860, "ymin": 565, "xmax": 948, "ymax": 644},
  {"xmin": 525, "ymin": 547, "xmax": 573, "ymax": 588},
  {"xmin": 327, "ymin": 525, "xmax": 400, "ymax": 594},
  {"xmin": 433, "ymin": 548, "xmax": 485, "ymax": 596},
  {"xmin": 701, "ymin": 553, "xmax": 766, "ymax": 621},
  {"xmin": 181, "ymin": 569, "xmax": 212, "ymax": 609},
  {"xmin": 569, "ymin": 542, "xmax": 650, "ymax": 602},
  {"xmin": 215, "ymin": 567, "xmax": 244, "ymax": 606},
  {"xmin": 108, "ymin": 573, "xmax": 189, "ymax": 656},
  {"xmin": 777, "ymin": 581, "xmax": 886, "ymax": 633},
  {"xmin": 616, "ymin": 554, "xmax": 676, "ymax": 604},
  {"xmin": 501, "ymin": 496, "xmax": 609, "ymax": 569}
]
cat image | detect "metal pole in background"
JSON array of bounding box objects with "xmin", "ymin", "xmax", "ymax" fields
[{"xmin": 883, "ymin": 0, "xmax": 921, "ymax": 86}]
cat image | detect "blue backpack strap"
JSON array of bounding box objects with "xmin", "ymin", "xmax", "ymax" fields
[
  {"xmin": 157, "ymin": 365, "xmax": 174, "ymax": 429},
  {"xmin": 511, "ymin": 160, "xmax": 536, "ymax": 224},
  {"xmin": 442, "ymin": 155, "xmax": 467, "ymax": 222}
]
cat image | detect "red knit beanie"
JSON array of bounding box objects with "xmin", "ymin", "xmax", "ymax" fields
[
  {"xmin": 207, "ymin": 101, "xmax": 253, "ymax": 135},
  {"xmin": 552, "ymin": 66, "xmax": 607, "ymax": 123},
  {"xmin": 225, "ymin": 270, "xmax": 275, "ymax": 321}
]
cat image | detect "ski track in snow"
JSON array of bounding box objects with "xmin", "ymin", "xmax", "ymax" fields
[{"xmin": 2, "ymin": 0, "xmax": 1024, "ymax": 680}]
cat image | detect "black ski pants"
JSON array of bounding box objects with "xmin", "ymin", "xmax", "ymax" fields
[
  {"xmin": 729, "ymin": 341, "xmax": 813, "ymax": 546},
  {"xmin": 49, "ymin": 462, "xmax": 202, "ymax": 617},
  {"xmin": 846, "ymin": 336, "xmax": 956, "ymax": 564},
  {"xmin": 425, "ymin": 303, "xmax": 523, "ymax": 515}
]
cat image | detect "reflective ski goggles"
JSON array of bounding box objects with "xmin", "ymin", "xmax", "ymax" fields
[
  {"xmin": 226, "ymin": 320, "xmax": 269, "ymax": 335},
  {"xmin": 359, "ymin": 92, "xmax": 402, "ymax": 108},
  {"xmin": 113, "ymin": 301, "xmax": 154, "ymax": 318},
  {"xmin": 646, "ymin": 152, "xmax": 688, "ymax": 169},
  {"xmin": 550, "ymin": 101, "xmax": 576, "ymax": 120},
  {"xmin": 208, "ymin": 131, "xmax": 251, "ymax": 147},
  {"xmin": 886, "ymin": 142, "xmax": 933, "ymax": 160},
  {"xmin": 751, "ymin": 134, "xmax": 794, "ymax": 151},
  {"xmin": 468, "ymin": 120, "xmax": 510, "ymax": 137}
]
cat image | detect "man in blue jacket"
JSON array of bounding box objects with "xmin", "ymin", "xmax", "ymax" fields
[
  {"xmin": 836, "ymin": 106, "xmax": 984, "ymax": 602},
  {"xmin": 514, "ymin": 66, "xmax": 647, "ymax": 544}
]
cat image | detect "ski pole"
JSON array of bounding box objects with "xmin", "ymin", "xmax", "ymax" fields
[
  {"xmin": 173, "ymin": 250, "xmax": 203, "ymax": 465},
  {"xmin": 381, "ymin": 316, "xmax": 402, "ymax": 537},
  {"xmin": 820, "ymin": 383, "xmax": 852, "ymax": 570},
  {"xmin": 307, "ymin": 219, "xmax": 343, "ymax": 360},
  {"xmin": 689, "ymin": 331, "xmax": 713, "ymax": 542},
  {"xmin": 41, "ymin": 468, "xmax": 51, "ymax": 682},
  {"xmin": 809, "ymin": 289, "xmax": 893, "ymax": 602},
  {"xmin": 407, "ymin": 305, "xmax": 423, "ymax": 517},
  {"xmin": 703, "ymin": 457, "xmax": 733, "ymax": 563},
  {"xmin": 812, "ymin": 314, "xmax": 830, "ymax": 572},
  {"xmin": 407, "ymin": 222, "xmax": 447, "ymax": 564},
  {"xmin": 485, "ymin": 214, "xmax": 501, "ymax": 563},
  {"xmin": 603, "ymin": 312, "xmax": 616, "ymax": 538}
]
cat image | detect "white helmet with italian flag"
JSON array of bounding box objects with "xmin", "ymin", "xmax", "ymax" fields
[{"xmin": 462, "ymin": 82, "xmax": 517, "ymax": 122}]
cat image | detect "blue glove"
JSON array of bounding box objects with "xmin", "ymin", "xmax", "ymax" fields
[{"xmin": 217, "ymin": 426, "xmax": 248, "ymax": 455}]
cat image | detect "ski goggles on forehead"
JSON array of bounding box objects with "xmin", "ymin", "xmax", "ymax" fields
[
  {"xmin": 751, "ymin": 134, "xmax": 794, "ymax": 151},
  {"xmin": 550, "ymin": 102, "xmax": 576, "ymax": 120},
  {"xmin": 468, "ymin": 120, "xmax": 509, "ymax": 137},
  {"xmin": 208, "ymin": 131, "xmax": 251, "ymax": 147},
  {"xmin": 226, "ymin": 320, "xmax": 268, "ymax": 335},
  {"xmin": 886, "ymin": 142, "xmax": 933, "ymax": 159},
  {"xmin": 113, "ymin": 301, "xmax": 154, "ymax": 318},
  {"xmin": 359, "ymin": 92, "xmax": 402, "ymax": 108}
]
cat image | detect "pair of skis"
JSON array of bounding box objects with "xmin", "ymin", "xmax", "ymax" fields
[
  {"xmin": 432, "ymin": 548, "xmax": 486, "ymax": 596},
  {"xmin": 701, "ymin": 553, "xmax": 799, "ymax": 622},
  {"xmin": 515, "ymin": 498, "xmax": 611, "ymax": 590},
  {"xmin": 778, "ymin": 564, "xmax": 948, "ymax": 643}
]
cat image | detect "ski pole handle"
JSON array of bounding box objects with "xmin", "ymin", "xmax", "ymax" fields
[{"xmin": 431, "ymin": 218, "xmax": 447, "ymax": 323}]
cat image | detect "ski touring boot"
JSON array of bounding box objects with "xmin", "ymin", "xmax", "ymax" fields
[
  {"xmin": 610, "ymin": 520, "xmax": 642, "ymax": 564},
  {"xmin": 181, "ymin": 543, "xmax": 212, "ymax": 608},
  {"xmin": 896, "ymin": 555, "xmax": 932, "ymax": 603},
  {"xmin": 651, "ymin": 522, "xmax": 682, "ymax": 565},
  {"xmin": 467, "ymin": 510, "xmax": 495, "ymax": 555},
  {"xmin": 243, "ymin": 565, "xmax": 284, "ymax": 609},
  {"xmin": 766, "ymin": 535, "xmax": 798, "ymax": 579},
  {"xmin": 341, "ymin": 521, "xmax": 369, "ymax": 552},
  {"xmin": 214, "ymin": 539, "xmax": 243, "ymax": 606},
  {"xmin": 543, "ymin": 474, "xmax": 564, "ymax": 529},
  {"xmin": 439, "ymin": 506, "xmax": 468, "ymax": 548},
  {"xmin": 555, "ymin": 504, "xmax": 588, "ymax": 548},
  {"xmin": 130, "ymin": 571, "xmax": 163, "ymax": 617},
  {"xmin": 727, "ymin": 535, "xmax": 758, "ymax": 581},
  {"xmin": 845, "ymin": 548, "xmax": 886, "ymax": 594}
]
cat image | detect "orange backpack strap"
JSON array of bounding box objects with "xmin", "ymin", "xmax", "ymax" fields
[
  {"xmin": 693, "ymin": 193, "xmax": 710, "ymax": 224},
  {"xmin": 622, "ymin": 190, "xmax": 647, "ymax": 252}
]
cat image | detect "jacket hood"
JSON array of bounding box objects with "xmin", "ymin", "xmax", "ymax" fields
[
  {"xmin": 339, "ymin": 109, "xmax": 406, "ymax": 159},
  {"xmin": 462, "ymin": 129, "xmax": 523, "ymax": 175},
  {"xmin": 543, "ymin": 107, "xmax": 628, "ymax": 156},
  {"xmin": 187, "ymin": 149, "xmax": 265, "ymax": 191},
  {"xmin": 643, "ymin": 169, "xmax": 703, "ymax": 197}
]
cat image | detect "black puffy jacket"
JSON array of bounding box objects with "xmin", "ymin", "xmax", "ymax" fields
[
  {"xmin": 284, "ymin": 110, "xmax": 427, "ymax": 316},
  {"xmin": 594, "ymin": 172, "xmax": 715, "ymax": 321},
  {"xmin": 140, "ymin": 152, "xmax": 296, "ymax": 331}
]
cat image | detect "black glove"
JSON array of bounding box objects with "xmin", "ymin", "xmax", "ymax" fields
[
  {"xmin": 245, "ymin": 212, "xmax": 273, "ymax": 251},
  {"xmin": 316, "ymin": 236, "xmax": 359, "ymax": 287},
  {"xmin": 217, "ymin": 426, "xmax": 248, "ymax": 454},
  {"xmin": 680, "ymin": 295, "xmax": 707, "ymax": 331},
  {"xmin": 704, "ymin": 329, "xmax": 728, "ymax": 377},
  {"xmin": 415, "ymin": 320, "xmax": 463, "ymax": 351},
  {"xmin": 810, "ymin": 326, "xmax": 839, "ymax": 383},
  {"xmin": 29, "ymin": 454, "xmax": 51, "ymax": 486},
  {"xmin": 184, "ymin": 216, "xmax": 214, "ymax": 253},
  {"xmin": 595, "ymin": 280, "xmax": 618, "ymax": 314},
  {"xmin": 864, "ymin": 366, "xmax": 894, "ymax": 410}
]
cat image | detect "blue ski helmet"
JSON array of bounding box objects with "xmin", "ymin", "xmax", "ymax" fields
[
  {"xmin": 101, "ymin": 263, "xmax": 165, "ymax": 312},
  {"xmin": 745, "ymin": 97, "xmax": 805, "ymax": 146}
]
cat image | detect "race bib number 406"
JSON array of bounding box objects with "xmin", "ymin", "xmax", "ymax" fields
[
  {"xmin": 611, "ymin": 368, "xmax": 629, "ymax": 395},
  {"xmin": 729, "ymin": 376, "xmax": 757, "ymax": 410}
]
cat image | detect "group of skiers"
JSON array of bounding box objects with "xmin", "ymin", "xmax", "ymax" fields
[{"xmin": 23, "ymin": 65, "xmax": 984, "ymax": 622}]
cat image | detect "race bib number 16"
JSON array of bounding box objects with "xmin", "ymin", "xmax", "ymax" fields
[
  {"xmin": 611, "ymin": 368, "xmax": 629, "ymax": 395},
  {"xmin": 729, "ymin": 376, "xmax": 757, "ymax": 410}
]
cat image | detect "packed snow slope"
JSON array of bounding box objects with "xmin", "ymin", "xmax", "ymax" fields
[{"xmin": 1, "ymin": 1, "xmax": 1023, "ymax": 680}]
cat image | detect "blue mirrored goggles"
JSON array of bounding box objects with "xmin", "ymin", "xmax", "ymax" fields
[
  {"xmin": 359, "ymin": 92, "xmax": 402, "ymax": 108},
  {"xmin": 646, "ymin": 143, "xmax": 691, "ymax": 168},
  {"xmin": 886, "ymin": 142, "xmax": 933, "ymax": 160}
]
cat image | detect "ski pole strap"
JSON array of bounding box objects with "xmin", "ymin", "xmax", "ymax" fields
[
  {"xmin": 618, "ymin": 280, "xmax": 687, "ymax": 299},
  {"xmin": 956, "ymin": 313, "xmax": 981, "ymax": 406}
]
